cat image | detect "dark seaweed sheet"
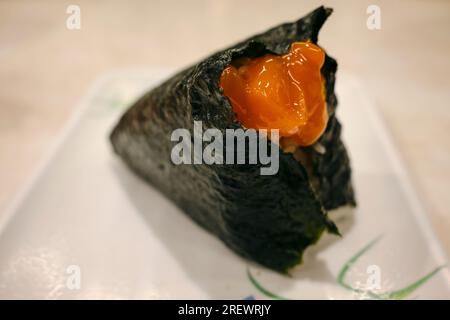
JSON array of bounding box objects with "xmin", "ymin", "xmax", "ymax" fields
[{"xmin": 110, "ymin": 6, "xmax": 355, "ymax": 272}]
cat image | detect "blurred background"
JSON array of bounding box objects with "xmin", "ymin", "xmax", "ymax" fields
[{"xmin": 0, "ymin": 0, "xmax": 449, "ymax": 256}]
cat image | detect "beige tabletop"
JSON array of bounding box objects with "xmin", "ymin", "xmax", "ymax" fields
[{"xmin": 0, "ymin": 0, "xmax": 449, "ymax": 256}]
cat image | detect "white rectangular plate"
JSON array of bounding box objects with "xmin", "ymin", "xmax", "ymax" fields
[{"xmin": 0, "ymin": 68, "xmax": 449, "ymax": 299}]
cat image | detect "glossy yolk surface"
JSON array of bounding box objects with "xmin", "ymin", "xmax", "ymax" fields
[{"xmin": 219, "ymin": 42, "xmax": 328, "ymax": 149}]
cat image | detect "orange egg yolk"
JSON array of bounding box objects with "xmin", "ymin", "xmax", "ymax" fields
[{"xmin": 219, "ymin": 41, "xmax": 328, "ymax": 149}]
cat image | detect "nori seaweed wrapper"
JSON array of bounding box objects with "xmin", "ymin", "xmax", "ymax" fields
[{"xmin": 110, "ymin": 6, "xmax": 355, "ymax": 273}]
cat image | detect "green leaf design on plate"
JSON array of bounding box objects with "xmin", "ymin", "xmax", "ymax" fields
[
  {"xmin": 246, "ymin": 268, "xmax": 288, "ymax": 300},
  {"xmin": 337, "ymin": 235, "xmax": 383, "ymax": 293},
  {"xmin": 247, "ymin": 235, "xmax": 447, "ymax": 300},
  {"xmin": 338, "ymin": 235, "xmax": 447, "ymax": 300}
]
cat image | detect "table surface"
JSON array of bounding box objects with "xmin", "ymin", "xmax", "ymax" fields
[{"xmin": 0, "ymin": 0, "xmax": 449, "ymax": 256}]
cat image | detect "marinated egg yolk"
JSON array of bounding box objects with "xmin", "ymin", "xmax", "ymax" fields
[{"xmin": 219, "ymin": 42, "xmax": 328, "ymax": 149}]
